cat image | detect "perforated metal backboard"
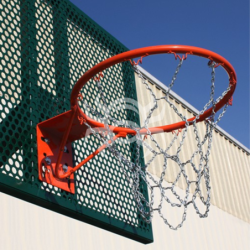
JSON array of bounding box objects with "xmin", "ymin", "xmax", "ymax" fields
[{"xmin": 0, "ymin": 0, "xmax": 153, "ymax": 243}]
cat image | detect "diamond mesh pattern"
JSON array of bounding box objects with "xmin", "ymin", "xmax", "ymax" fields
[{"xmin": 0, "ymin": 0, "xmax": 153, "ymax": 243}]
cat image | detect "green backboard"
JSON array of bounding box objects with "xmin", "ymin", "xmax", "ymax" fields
[{"xmin": 0, "ymin": 0, "xmax": 153, "ymax": 243}]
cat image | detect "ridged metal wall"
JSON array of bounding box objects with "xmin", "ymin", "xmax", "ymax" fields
[{"xmin": 134, "ymin": 69, "xmax": 250, "ymax": 224}]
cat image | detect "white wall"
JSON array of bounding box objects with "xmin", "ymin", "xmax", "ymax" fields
[{"xmin": 0, "ymin": 185, "xmax": 249, "ymax": 250}]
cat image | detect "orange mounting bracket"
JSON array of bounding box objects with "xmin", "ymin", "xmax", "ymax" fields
[{"xmin": 37, "ymin": 110, "xmax": 77, "ymax": 193}]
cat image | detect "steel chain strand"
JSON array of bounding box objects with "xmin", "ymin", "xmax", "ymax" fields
[
  {"xmin": 188, "ymin": 121, "xmax": 211, "ymax": 174},
  {"xmin": 134, "ymin": 66, "xmax": 158, "ymax": 129},
  {"xmin": 166, "ymin": 59, "xmax": 184, "ymax": 96},
  {"xmin": 102, "ymin": 127, "xmax": 152, "ymax": 221},
  {"xmin": 192, "ymin": 121, "xmax": 204, "ymax": 174},
  {"xmin": 194, "ymin": 64, "xmax": 216, "ymax": 121},
  {"xmin": 106, "ymin": 141, "xmax": 152, "ymax": 222},
  {"xmin": 170, "ymin": 127, "xmax": 191, "ymax": 207},
  {"xmin": 215, "ymin": 85, "xmax": 231, "ymax": 104},
  {"xmin": 192, "ymin": 123, "xmax": 213, "ymax": 216},
  {"xmin": 191, "ymin": 64, "xmax": 217, "ymax": 216},
  {"xmin": 187, "ymin": 64, "xmax": 216, "ymax": 216},
  {"xmin": 196, "ymin": 119, "xmax": 214, "ymax": 206},
  {"xmin": 158, "ymin": 157, "xmax": 184, "ymax": 208},
  {"xmin": 191, "ymin": 127, "xmax": 208, "ymax": 213},
  {"xmin": 166, "ymin": 159, "xmax": 190, "ymax": 206},
  {"xmin": 161, "ymin": 59, "xmax": 187, "ymax": 121},
  {"xmin": 176, "ymin": 126, "xmax": 188, "ymax": 156},
  {"xmin": 134, "ymin": 129, "xmax": 154, "ymax": 220},
  {"xmin": 214, "ymin": 103, "xmax": 229, "ymax": 125},
  {"xmin": 163, "ymin": 128, "xmax": 190, "ymax": 207},
  {"xmin": 164, "ymin": 98, "xmax": 187, "ymax": 121}
]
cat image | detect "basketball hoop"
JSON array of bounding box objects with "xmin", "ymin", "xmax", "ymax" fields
[{"xmin": 37, "ymin": 45, "xmax": 236, "ymax": 229}]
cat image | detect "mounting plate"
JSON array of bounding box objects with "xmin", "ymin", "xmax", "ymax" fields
[{"xmin": 37, "ymin": 123, "xmax": 75, "ymax": 194}]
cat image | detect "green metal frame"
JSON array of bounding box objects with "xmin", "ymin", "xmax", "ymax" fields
[{"xmin": 0, "ymin": 0, "xmax": 153, "ymax": 244}]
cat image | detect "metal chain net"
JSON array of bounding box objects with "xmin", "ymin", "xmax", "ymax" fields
[{"xmin": 80, "ymin": 58, "xmax": 230, "ymax": 230}]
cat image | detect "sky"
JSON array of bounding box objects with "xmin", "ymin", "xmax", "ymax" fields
[{"xmin": 70, "ymin": 0, "xmax": 249, "ymax": 149}]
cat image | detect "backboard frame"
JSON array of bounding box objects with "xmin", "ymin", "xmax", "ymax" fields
[{"xmin": 0, "ymin": 0, "xmax": 153, "ymax": 244}]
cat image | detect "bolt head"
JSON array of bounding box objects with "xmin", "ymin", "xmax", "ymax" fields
[
  {"xmin": 45, "ymin": 157, "xmax": 51, "ymax": 165},
  {"xmin": 63, "ymin": 164, "xmax": 68, "ymax": 172}
]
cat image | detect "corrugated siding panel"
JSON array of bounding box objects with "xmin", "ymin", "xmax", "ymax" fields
[
  {"xmin": 135, "ymin": 72, "xmax": 250, "ymax": 223},
  {"xmin": 1, "ymin": 189, "xmax": 250, "ymax": 250}
]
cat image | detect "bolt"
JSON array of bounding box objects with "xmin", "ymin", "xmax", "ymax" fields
[
  {"xmin": 208, "ymin": 60, "xmax": 216, "ymax": 68},
  {"xmin": 64, "ymin": 146, "xmax": 68, "ymax": 153},
  {"xmin": 63, "ymin": 164, "xmax": 68, "ymax": 172},
  {"xmin": 44, "ymin": 138, "xmax": 50, "ymax": 144},
  {"xmin": 45, "ymin": 157, "xmax": 51, "ymax": 165}
]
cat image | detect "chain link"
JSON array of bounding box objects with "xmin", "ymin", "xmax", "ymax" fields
[{"xmin": 81, "ymin": 59, "xmax": 230, "ymax": 229}]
